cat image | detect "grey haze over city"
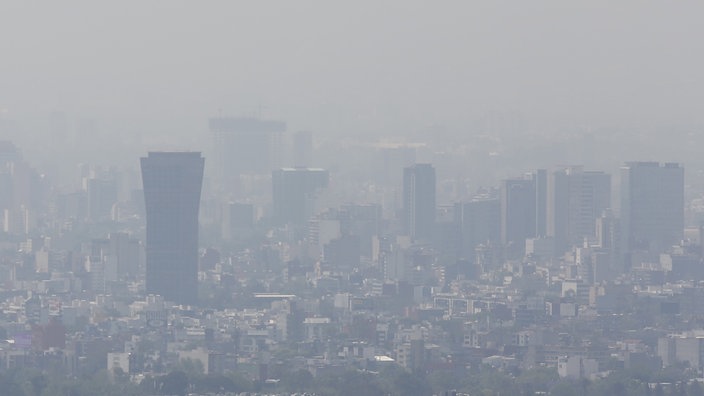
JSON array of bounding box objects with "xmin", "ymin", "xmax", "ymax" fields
[
  {"xmin": 2, "ymin": 2, "xmax": 704, "ymax": 167},
  {"xmin": 1, "ymin": 2, "xmax": 704, "ymax": 396}
]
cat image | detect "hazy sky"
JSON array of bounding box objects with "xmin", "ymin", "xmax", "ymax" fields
[{"xmin": 1, "ymin": 1, "xmax": 704, "ymax": 138}]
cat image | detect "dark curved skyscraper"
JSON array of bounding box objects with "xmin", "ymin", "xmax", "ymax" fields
[{"xmin": 141, "ymin": 152, "xmax": 204, "ymax": 305}]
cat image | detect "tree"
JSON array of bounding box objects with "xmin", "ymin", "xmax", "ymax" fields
[
  {"xmin": 227, "ymin": 372, "xmax": 254, "ymax": 392},
  {"xmin": 315, "ymin": 370, "xmax": 386, "ymax": 396},
  {"xmin": 174, "ymin": 357, "xmax": 204, "ymax": 378},
  {"xmin": 192, "ymin": 375, "xmax": 237, "ymax": 393},
  {"xmin": 0, "ymin": 373, "xmax": 24, "ymax": 396},
  {"xmin": 160, "ymin": 370, "xmax": 189, "ymax": 396},
  {"xmin": 550, "ymin": 381, "xmax": 579, "ymax": 396},
  {"xmin": 281, "ymin": 369, "xmax": 314, "ymax": 392},
  {"xmin": 390, "ymin": 370, "xmax": 432, "ymax": 396},
  {"xmin": 516, "ymin": 366, "xmax": 559, "ymax": 393},
  {"xmin": 689, "ymin": 381, "xmax": 704, "ymax": 396}
]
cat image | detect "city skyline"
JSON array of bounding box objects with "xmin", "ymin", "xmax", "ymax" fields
[{"xmin": 0, "ymin": 2, "xmax": 702, "ymax": 395}]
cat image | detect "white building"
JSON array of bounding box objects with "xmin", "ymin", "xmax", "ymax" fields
[
  {"xmin": 557, "ymin": 356, "xmax": 598, "ymax": 379},
  {"xmin": 107, "ymin": 352, "xmax": 130, "ymax": 379}
]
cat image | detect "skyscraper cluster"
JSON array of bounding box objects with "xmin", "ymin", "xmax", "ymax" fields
[
  {"xmin": 135, "ymin": 140, "xmax": 685, "ymax": 309},
  {"xmin": 492, "ymin": 163, "xmax": 683, "ymax": 266}
]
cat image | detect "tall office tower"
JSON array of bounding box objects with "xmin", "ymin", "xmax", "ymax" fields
[
  {"xmin": 534, "ymin": 169, "xmax": 548, "ymax": 237},
  {"xmin": 595, "ymin": 209, "xmax": 622, "ymax": 274},
  {"xmin": 403, "ymin": 164, "xmax": 436, "ymax": 241},
  {"xmin": 595, "ymin": 210, "xmax": 619, "ymax": 250},
  {"xmin": 339, "ymin": 203, "xmax": 383, "ymax": 257},
  {"xmin": 86, "ymin": 177, "xmax": 118, "ymax": 222},
  {"xmin": 547, "ymin": 167, "xmax": 611, "ymax": 253},
  {"xmin": 0, "ymin": 141, "xmax": 45, "ymax": 234},
  {"xmin": 455, "ymin": 198, "xmax": 501, "ymax": 260},
  {"xmin": 292, "ymin": 131, "xmax": 313, "ymax": 168},
  {"xmin": 209, "ymin": 117, "xmax": 285, "ymax": 194},
  {"xmin": 621, "ymin": 162, "xmax": 684, "ymax": 255},
  {"xmin": 500, "ymin": 176, "xmax": 536, "ymax": 257},
  {"xmin": 272, "ymin": 168, "xmax": 329, "ymax": 226},
  {"xmin": 435, "ymin": 205, "xmax": 462, "ymax": 259},
  {"xmin": 141, "ymin": 152, "xmax": 204, "ymax": 305}
]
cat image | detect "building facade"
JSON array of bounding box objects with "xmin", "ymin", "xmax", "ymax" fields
[
  {"xmin": 272, "ymin": 167, "xmax": 329, "ymax": 226},
  {"xmin": 209, "ymin": 117, "xmax": 285, "ymax": 196},
  {"xmin": 500, "ymin": 176, "xmax": 536, "ymax": 257},
  {"xmin": 547, "ymin": 167, "xmax": 611, "ymax": 253},
  {"xmin": 141, "ymin": 152, "xmax": 204, "ymax": 305},
  {"xmin": 620, "ymin": 162, "xmax": 684, "ymax": 256},
  {"xmin": 403, "ymin": 164, "xmax": 436, "ymax": 241}
]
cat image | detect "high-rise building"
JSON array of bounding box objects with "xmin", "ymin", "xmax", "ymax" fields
[
  {"xmin": 0, "ymin": 141, "xmax": 45, "ymax": 234},
  {"xmin": 91, "ymin": 232, "xmax": 143, "ymax": 279},
  {"xmin": 141, "ymin": 152, "xmax": 204, "ymax": 305},
  {"xmin": 620, "ymin": 162, "xmax": 684, "ymax": 255},
  {"xmin": 455, "ymin": 198, "xmax": 500, "ymax": 260},
  {"xmin": 272, "ymin": 167, "xmax": 329, "ymax": 226},
  {"xmin": 403, "ymin": 164, "xmax": 436, "ymax": 241},
  {"xmin": 534, "ymin": 169, "xmax": 548, "ymax": 237},
  {"xmin": 86, "ymin": 177, "xmax": 118, "ymax": 222},
  {"xmin": 221, "ymin": 202, "xmax": 256, "ymax": 240},
  {"xmin": 500, "ymin": 176, "xmax": 536, "ymax": 256},
  {"xmin": 339, "ymin": 203, "xmax": 383, "ymax": 258},
  {"xmin": 595, "ymin": 209, "xmax": 619, "ymax": 251},
  {"xmin": 209, "ymin": 117, "xmax": 285, "ymax": 195},
  {"xmin": 547, "ymin": 167, "xmax": 611, "ymax": 252}
]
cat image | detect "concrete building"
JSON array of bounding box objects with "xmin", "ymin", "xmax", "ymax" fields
[
  {"xmin": 547, "ymin": 166, "xmax": 611, "ymax": 253},
  {"xmin": 107, "ymin": 352, "xmax": 131, "ymax": 378},
  {"xmin": 455, "ymin": 198, "xmax": 500, "ymax": 261},
  {"xmin": 272, "ymin": 167, "xmax": 329, "ymax": 226},
  {"xmin": 557, "ymin": 356, "xmax": 599, "ymax": 379},
  {"xmin": 91, "ymin": 232, "xmax": 142, "ymax": 279},
  {"xmin": 403, "ymin": 164, "xmax": 436, "ymax": 241},
  {"xmin": 501, "ymin": 176, "xmax": 536, "ymax": 257},
  {"xmin": 658, "ymin": 332, "xmax": 704, "ymax": 370},
  {"xmin": 620, "ymin": 162, "xmax": 684, "ymax": 257},
  {"xmin": 209, "ymin": 117, "xmax": 285, "ymax": 196}
]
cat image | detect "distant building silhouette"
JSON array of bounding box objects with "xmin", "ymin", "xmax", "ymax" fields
[
  {"xmin": 91, "ymin": 232, "xmax": 142, "ymax": 280},
  {"xmin": 534, "ymin": 169, "xmax": 548, "ymax": 237},
  {"xmin": 547, "ymin": 166, "xmax": 611, "ymax": 253},
  {"xmin": 403, "ymin": 164, "xmax": 436, "ymax": 241},
  {"xmin": 0, "ymin": 141, "xmax": 44, "ymax": 235},
  {"xmin": 500, "ymin": 176, "xmax": 536, "ymax": 257},
  {"xmin": 209, "ymin": 117, "xmax": 284, "ymax": 196},
  {"xmin": 620, "ymin": 161, "xmax": 683, "ymax": 255},
  {"xmin": 455, "ymin": 198, "xmax": 500, "ymax": 260},
  {"xmin": 221, "ymin": 202, "xmax": 255, "ymax": 240},
  {"xmin": 141, "ymin": 152, "xmax": 204, "ymax": 305},
  {"xmin": 86, "ymin": 177, "xmax": 117, "ymax": 222},
  {"xmin": 272, "ymin": 167, "xmax": 329, "ymax": 226}
]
